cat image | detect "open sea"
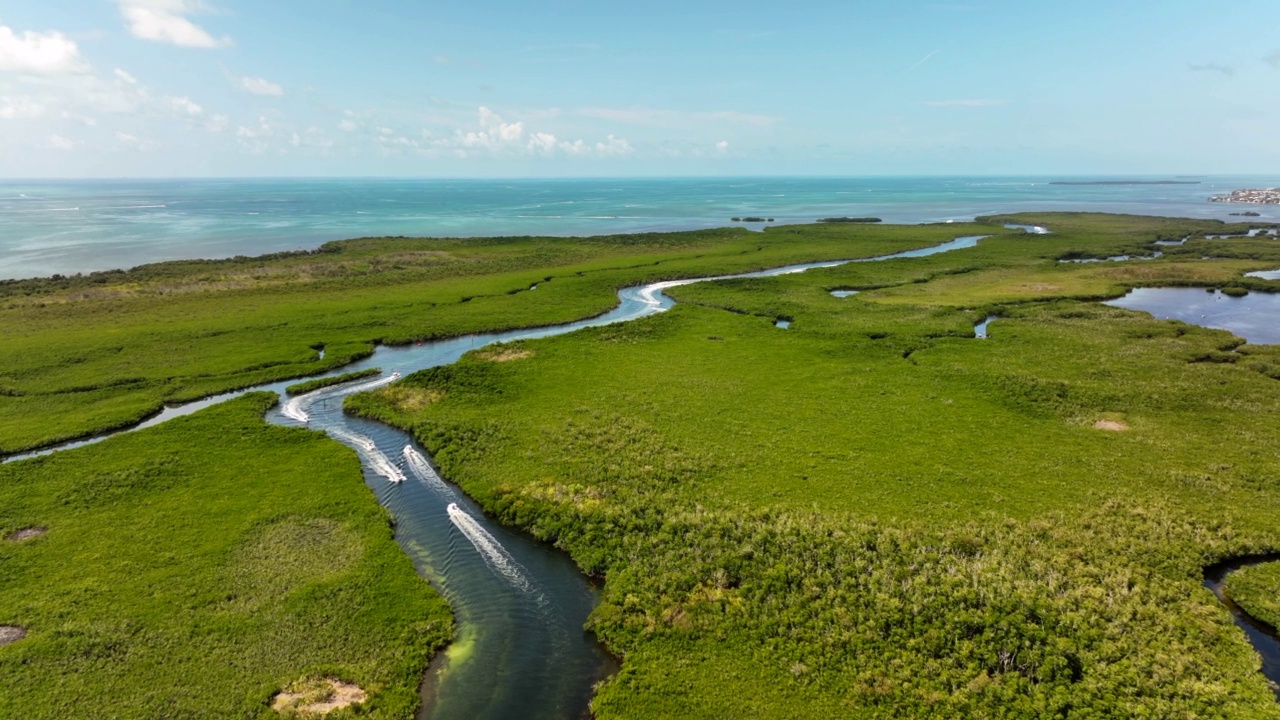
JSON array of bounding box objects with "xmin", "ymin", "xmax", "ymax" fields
[{"xmin": 3, "ymin": 175, "xmax": 1279, "ymax": 281}]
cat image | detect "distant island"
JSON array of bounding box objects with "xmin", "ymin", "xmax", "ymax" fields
[
  {"xmin": 1211, "ymin": 188, "xmax": 1280, "ymax": 205},
  {"xmin": 816, "ymin": 216, "xmax": 883, "ymax": 223},
  {"xmin": 731, "ymin": 217, "xmax": 775, "ymax": 222},
  {"xmin": 1230, "ymin": 211, "xmax": 1262, "ymax": 217},
  {"xmin": 1049, "ymin": 180, "xmax": 1202, "ymax": 186}
]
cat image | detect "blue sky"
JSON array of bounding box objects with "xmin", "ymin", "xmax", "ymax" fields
[{"xmin": 1, "ymin": 0, "xmax": 1278, "ymax": 177}]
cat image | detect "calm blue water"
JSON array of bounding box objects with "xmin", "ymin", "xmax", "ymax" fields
[{"xmin": 3, "ymin": 176, "xmax": 1279, "ymax": 280}]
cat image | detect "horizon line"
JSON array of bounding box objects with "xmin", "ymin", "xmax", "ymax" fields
[{"xmin": 1, "ymin": 172, "xmax": 1274, "ymax": 182}]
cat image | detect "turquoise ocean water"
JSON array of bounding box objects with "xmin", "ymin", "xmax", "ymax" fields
[{"xmin": 2, "ymin": 176, "xmax": 1278, "ymax": 280}]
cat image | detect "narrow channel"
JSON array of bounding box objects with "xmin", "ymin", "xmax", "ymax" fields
[
  {"xmin": 1, "ymin": 234, "xmax": 990, "ymax": 718},
  {"xmin": 1203, "ymin": 556, "xmax": 1280, "ymax": 698}
]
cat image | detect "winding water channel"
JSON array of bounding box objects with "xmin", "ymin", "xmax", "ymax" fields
[
  {"xmin": 3, "ymin": 234, "xmax": 986, "ymax": 718},
  {"xmin": 8, "ymin": 230, "xmax": 1280, "ymax": 713}
]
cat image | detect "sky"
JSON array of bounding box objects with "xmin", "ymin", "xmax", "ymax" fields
[{"xmin": 1, "ymin": 0, "xmax": 1278, "ymax": 177}]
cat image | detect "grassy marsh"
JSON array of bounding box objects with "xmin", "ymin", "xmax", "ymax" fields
[
  {"xmin": 0, "ymin": 395, "xmax": 451, "ymax": 719},
  {"xmin": 342, "ymin": 213, "xmax": 1280, "ymax": 718},
  {"xmin": 5, "ymin": 213, "xmax": 1280, "ymax": 717}
]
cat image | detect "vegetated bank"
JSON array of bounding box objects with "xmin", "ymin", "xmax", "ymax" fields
[
  {"xmin": 345, "ymin": 212, "xmax": 1280, "ymax": 718},
  {"xmin": 1226, "ymin": 560, "xmax": 1280, "ymax": 632},
  {"xmin": 0, "ymin": 393, "xmax": 452, "ymax": 719}
]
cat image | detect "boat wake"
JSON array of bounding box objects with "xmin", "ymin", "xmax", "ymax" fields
[
  {"xmin": 328, "ymin": 427, "xmax": 406, "ymax": 482},
  {"xmin": 279, "ymin": 372, "xmax": 401, "ymax": 424},
  {"xmin": 340, "ymin": 372, "xmax": 401, "ymax": 395},
  {"xmin": 280, "ymin": 394, "xmax": 313, "ymax": 423},
  {"xmin": 404, "ymin": 445, "xmax": 454, "ymax": 496},
  {"xmin": 447, "ymin": 503, "xmax": 539, "ymax": 596}
]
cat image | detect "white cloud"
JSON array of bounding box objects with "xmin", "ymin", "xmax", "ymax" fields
[
  {"xmin": 578, "ymin": 106, "xmax": 779, "ymax": 127},
  {"xmin": 0, "ymin": 96, "xmax": 44, "ymax": 119},
  {"xmin": 925, "ymin": 99, "xmax": 1007, "ymax": 107},
  {"xmin": 528, "ymin": 131, "xmax": 557, "ymax": 155},
  {"xmin": 557, "ymin": 139, "xmax": 589, "ymax": 156},
  {"xmin": 238, "ymin": 75, "xmax": 283, "ymax": 96},
  {"xmin": 337, "ymin": 118, "xmax": 359, "ymax": 132},
  {"xmin": 115, "ymin": 131, "xmax": 153, "ymax": 150},
  {"xmin": 117, "ymin": 0, "xmax": 231, "ymax": 48},
  {"xmin": 0, "ymin": 25, "xmax": 91, "ymax": 74},
  {"xmin": 204, "ymin": 113, "xmax": 228, "ymax": 132},
  {"xmin": 594, "ymin": 134, "xmax": 633, "ymax": 157},
  {"xmin": 716, "ymin": 140, "xmax": 730, "ymax": 153},
  {"xmin": 46, "ymin": 134, "xmax": 75, "ymax": 151},
  {"xmin": 114, "ymin": 68, "xmax": 138, "ymax": 84},
  {"xmin": 236, "ymin": 115, "xmax": 272, "ymax": 139},
  {"xmin": 450, "ymin": 106, "xmax": 527, "ymax": 151},
  {"xmin": 167, "ymin": 95, "xmax": 203, "ymax": 116},
  {"xmin": 418, "ymin": 106, "xmax": 635, "ymax": 160},
  {"xmin": 289, "ymin": 126, "xmax": 333, "ymax": 151}
]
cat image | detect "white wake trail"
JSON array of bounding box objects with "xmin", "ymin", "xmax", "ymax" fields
[
  {"xmin": 280, "ymin": 393, "xmax": 312, "ymax": 423},
  {"xmin": 447, "ymin": 503, "xmax": 537, "ymax": 594},
  {"xmin": 337, "ymin": 372, "xmax": 401, "ymax": 396},
  {"xmin": 403, "ymin": 445, "xmax": 454, "ymax": 495},
  {"xmin": 281, "ymin": 372, "xmax": 402, "ymax": 423},
  {"xmin": 328, "ymin": 427, "xmax": 405, "ymax": 483}
]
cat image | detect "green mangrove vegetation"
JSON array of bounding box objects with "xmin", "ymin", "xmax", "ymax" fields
[
  {"xmin": 0, "ymin": 222, "xmax": 1033, "ymax": 456},
  {"xmin": 4, "ymin": 213, "xmax": 1280, "ymax": 717},
  {"xmin": 0, "ymin": 394, "xmax": 452, "ymax": 719},
  {"xmin": 341, "ymin": 213, "xmax": 1280, "ymax": 718},
  {"xmin": 1230, "ymin": 562, "xmax": 1280, "ymax": 631},
  {"xmin": 286, "ymin": 368, "xmax": 383, "ymax": 396}
]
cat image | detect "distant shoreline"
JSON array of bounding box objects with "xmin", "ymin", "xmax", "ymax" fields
[
  {"xmin": 1049, "ymin": 181, "xmax": 1202, "ymax": 186},
  {"xmin": 1210, "ymin": 188, "xmax": 1280, "ymax": 205}
]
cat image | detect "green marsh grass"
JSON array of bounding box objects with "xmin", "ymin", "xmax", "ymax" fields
[
  {"xmin": 344, "ymin": 214, "xmax": 1280, "ymax": 718},
  {"xmin": 7, "ymin": 213, "xmax": 1280, "ymax": 717},
  {"xmin": 0, "ymin": 395, "xmax": 451, "ymax": 719}
]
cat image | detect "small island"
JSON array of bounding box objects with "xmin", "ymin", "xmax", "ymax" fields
[
  {"xmin": 1230, "ymin": 211, "xmax": 1263, "ymax": 217},
  {"xmin": 1212, "ymin": 188, "xmax": 1280, "ymax": 205},
  {"xmin": 731, "ymin": 217, "xmax": 775, "ymax": 223},
  {"xmin": 817, "ymin": 216, "xmax": 883, "ymax": 223}
]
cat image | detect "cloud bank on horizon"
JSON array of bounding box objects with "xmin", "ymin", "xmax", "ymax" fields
[{"xmin": 0, "ymin": 0, "xmax": 1278, "ymax": 177}]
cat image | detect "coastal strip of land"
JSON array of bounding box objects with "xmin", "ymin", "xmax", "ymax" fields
[
  {"xmin": 1050, "ymin": 180, "xmax": 1202, "ymax": 186},
  {"xmin": 1211, "ymin": 188, "xmax": 1280, "ymax": 205}
]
